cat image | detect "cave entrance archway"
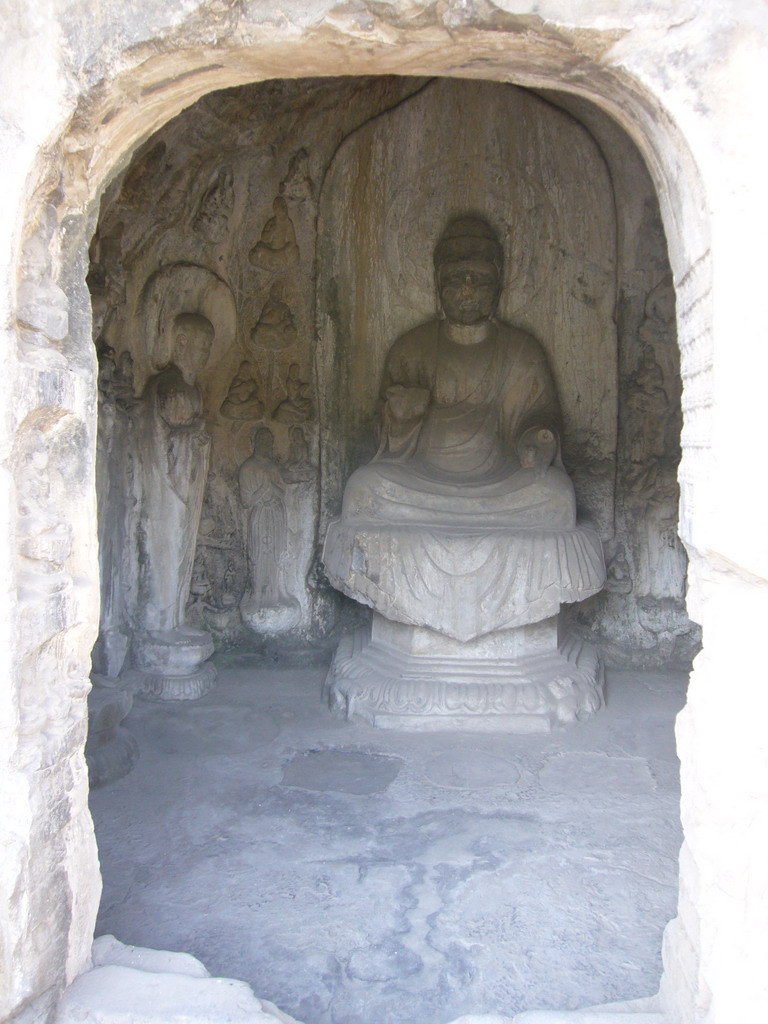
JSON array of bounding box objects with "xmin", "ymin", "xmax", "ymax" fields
[{"xmin": 9, "ymin": 13, "xmax": 737, "ymax": 1024}]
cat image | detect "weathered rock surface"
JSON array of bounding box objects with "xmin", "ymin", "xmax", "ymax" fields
[{"xmin": 56, "ymin": 937, "xmax": 301, "ymax": 1024}]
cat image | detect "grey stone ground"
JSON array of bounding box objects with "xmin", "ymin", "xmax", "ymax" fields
[{"xmin": 90, "ymin": 662, "xmax": 685, "ymax": 1024}]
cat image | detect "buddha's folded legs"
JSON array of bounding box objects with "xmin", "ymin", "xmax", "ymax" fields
[{"xmin": 341, "ymin": 461, "xmax": 577, "ymax": 530}]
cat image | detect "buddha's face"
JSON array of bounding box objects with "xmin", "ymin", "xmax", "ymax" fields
[
  {"xmin": 438, "ymin": 258, "xmax": 500, "ymax": 326},
  {"xmin": 173, "ymin": 314, "xmax": 215, "ymax": 383},
  {"xmin": 253, "ymin": 429, "xmax": 274, "ymax": 457}
]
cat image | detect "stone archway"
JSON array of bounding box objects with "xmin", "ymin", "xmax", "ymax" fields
[{"xmin": 5, "ymin": 6, "xmax": 766, "ymax": 1024}]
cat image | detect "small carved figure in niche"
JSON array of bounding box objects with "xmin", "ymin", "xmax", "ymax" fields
[
  {"xmin": 279, "ymin": 149, "xmax": 313, "ymax": 203},
  {"xmin": 220, "ymin": 361, "xmax": 264, "ymax": 420},
  {"xmin": 130, "ymin": 312, "xmax": 217, "ymax": 699},
  {"xmin": 250, "ymin": 282, "xmax": 297, "ymax": 350},
  {"xmin": 97, "ymin": 342, "xmax": 118, "ymax": 413},
  {"xmin": 216, "ymin": 562, "xmax": 240, "ymax": 612},
  {"xmin": 194, "ymin": 165, "xmax": 235, "ymax": 244},
  {"xmin": 238, "ymin": 426, "xmax": 300, "ymax": 633},
  {"xmin": 605, "ymin": 544, "xmax": 633, "ymax": 595},
  {"xmin": 188, "ymin": 562, "xmax": 213, "ymax": 607},
  {"xmin": 283, "ymin": 425, "xmax": 315, "ymax": 483},
  {"xmin": 248, "ymin": 196, "xmax": 300, "ymax": 272},
  {"xmin": 273, "ymin": 363, "xmax": 312, "ymax": 422},
  {"xmin": 89, "ymin": 224, "xmax": 126, "ymax": 342},
  {"xmin": 625, "ymin": 337, "xmax": 670, "ymax": 494}
]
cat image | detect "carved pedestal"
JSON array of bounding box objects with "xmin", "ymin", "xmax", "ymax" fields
[
  {"xmin": 325, "ymin": 613, "xmax": 603, "ymax": 732},
  {"xmin": 127, "ymin": 627, "xmax": 217, "ymax": 701}
]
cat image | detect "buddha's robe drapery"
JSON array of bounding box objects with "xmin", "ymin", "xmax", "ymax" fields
[
  {"xmin": 134, "ymin": 365, "xmax": 210, "ymax": 634},
  {"xmin": 323, "ymin": 320, "xmax": 605, "ymax": 642}
]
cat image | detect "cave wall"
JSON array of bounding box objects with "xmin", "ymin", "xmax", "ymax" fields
[
  {"xmin": 90, "ymin": 75, "xmax": 697, "ymax": 670},
  {"xmin": 549, "ymin": 92, "xmax": 702, "ymax": 668},
  {"xmin": 91, "ymin": 77, "xmax": 426, "ymax": 659}
]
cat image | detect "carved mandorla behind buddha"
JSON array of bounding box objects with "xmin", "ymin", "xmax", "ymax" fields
[{"xmin": 323, "ymin": 216, "xmax": 607, "ymax": 731}]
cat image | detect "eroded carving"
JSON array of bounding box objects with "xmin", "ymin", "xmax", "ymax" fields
[
  {"xmin": 248, "ymin": 196, "xmax": 299, "ymax": 273},
  {"xmin": 238, "ymin": 427, "xmax": 300, "ymax": 634},
  {"xmin": 279, "ymin": 149, "xmax": 314, "ymax": 202},
  {"xmin": 194, "ymin": 165, "xmax": 235, "ymax": 244},
  {"xmin": 283, "ymin": 426, "xmax": 315, "ymax": 483},
  {"xmin": 17, "ymin": 207, "xmax": 69, "ymax": 343},
  {"xmin": 220, "ymin": 361, "xmax": 264, "ymax": 420},
  {"xmin": 85, "ymin": 677, "xmax": 139, "ymax": 788},
  {"xmin": 273, "ymin": 363, "xmax": 312, "ymax": 423},
  {"xmin": 250, "ymin": 282, "xmax": 297, "ymax": 351}
]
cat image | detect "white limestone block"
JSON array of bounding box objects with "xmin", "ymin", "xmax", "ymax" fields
[
  {"xmin": 54, "ymin": 963, "xmax": 302, "ymax": 1024},
  {"xmin": 91, "ymin": 934, "xmax": 211, "ymax": 978}
]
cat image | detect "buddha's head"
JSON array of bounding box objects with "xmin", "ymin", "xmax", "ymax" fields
[
  {"xmin": 434, "ymin": 216, "xmax": 503, "ymax": 326},
  {"xmin": 252, "ymin": 426, "xmax": 275, "ymax": 457},
  {"xmin": 172, "ymin": 312, "xmax": 215, "ymax": 384}
]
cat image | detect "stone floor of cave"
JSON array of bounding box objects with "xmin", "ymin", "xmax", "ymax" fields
[{"xmin": 90, "ymin": 658, "xmax": 686, "ymax": 1024}]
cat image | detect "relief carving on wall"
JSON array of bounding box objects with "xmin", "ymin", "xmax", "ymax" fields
[
  {"xmin": 250, "ymin": 282, "xmax": 297, "ymax": 351},
  {"xmin": 279, "ymin": 149, "xmax": 314, "ymax": 203},
  {"xmin": 193, "ymin": 165, "xmax": 235, "ymax": 244},
  {"xmin": 220, "ymin": 361, "xmax": 265, "ymax": 421},
  {"xmin": 273, "ymin": 363, "xmax": 312, "ymax": 423},
  {"xmin": 248, "ymin": 196, "xmax": 300, "ymax": 273}
]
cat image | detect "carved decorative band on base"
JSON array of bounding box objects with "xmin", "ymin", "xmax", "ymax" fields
[
  {"xmin": 325, "ymin": 626, "xmax": 603, "ymax": 732},
  {"xmin": 128, "ymin": 627, "xmax": 217, "ymax": 701},
  {"xmin": 126, "ymin": 662, "xmax": 217, "ymax": 702}
]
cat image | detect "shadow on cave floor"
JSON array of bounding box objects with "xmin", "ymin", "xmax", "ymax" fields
[{"xmin": 89, "ymin": 663, "xmax": 686, "ymax": 1024}]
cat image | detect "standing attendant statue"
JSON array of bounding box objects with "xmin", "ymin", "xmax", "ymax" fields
[
  {"xmin": 129, "ymin": 312, "xmax": 218, "ymax": 700},
  {"xmin": 238, "ymin": 427, "xmax": 301, "ymax": 634},
  {"xmin": 323, "ymin": 216, "xmax": 606, "ymax": 730}
]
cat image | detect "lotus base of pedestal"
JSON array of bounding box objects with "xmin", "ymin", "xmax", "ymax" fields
[
  {"xmin": 129, "ymin": 627, "xmax": 217, "ymax": 701},
  {"xmin": 325, "ymin": 614, "xmax": 603, "ymax": 733}
]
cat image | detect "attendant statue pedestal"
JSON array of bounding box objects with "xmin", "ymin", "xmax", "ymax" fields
[
  {"xmin": 323, "ymin": 216, "xmax": 606, "ymax": 732},
  {"xmin": 130, "ymin": 627, "xmax": 216, "ymax": 702}
]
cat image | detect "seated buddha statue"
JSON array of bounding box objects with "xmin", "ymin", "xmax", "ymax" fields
[{"xmin": 322, "ymin": 217, "xmax": 607, "ymax": 731}]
